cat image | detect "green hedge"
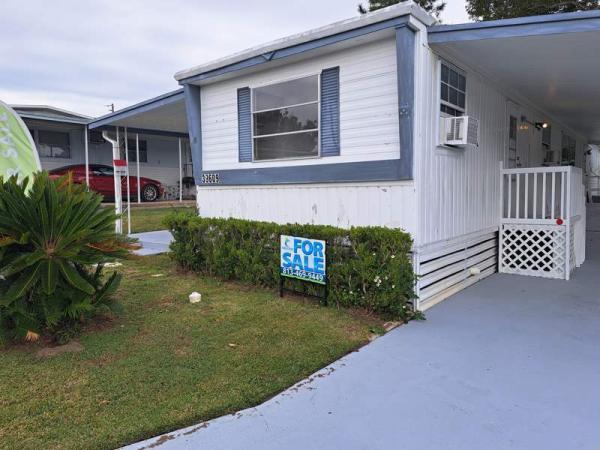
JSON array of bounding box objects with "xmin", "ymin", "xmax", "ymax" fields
[{"xmin": 165, "ymin": 213, "xmax": 418, "ymax": 321}]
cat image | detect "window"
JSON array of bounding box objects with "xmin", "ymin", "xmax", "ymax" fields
[
  {"xmin": 123, "ymin": 138, "xmax": 148, "ymax": 163},
  {"xmin": 440, "ymin": 63, "xmax": 466, "ymax": 117},
  {"xmin": 38, "ymin": 130, "xmax": 70, "ymax": 158},
  {"xmin": 252, "ymin": 75, "xmax": 319, "ymax": 161},
  {"xmin": 89, "ymin": 130, "xmax": 105, "ymax": 145},
  {"xmin": 561, "ymin": 133, "xmax": 576, "ymax": 165}
]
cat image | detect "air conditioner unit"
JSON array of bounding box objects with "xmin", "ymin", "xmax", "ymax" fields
[{"xmin": 440, "ymin": 116, "xmax": 479, "ymax": 147}]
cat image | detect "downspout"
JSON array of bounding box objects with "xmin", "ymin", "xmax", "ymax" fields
[{"xmin": 102, "ymin": 128, "xmax": 123, "ymax": 234}]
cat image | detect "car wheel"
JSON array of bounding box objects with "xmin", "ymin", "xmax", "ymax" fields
[{"xmin": 142, "ymin": 184, "xmax": 159, "ymax": 202}]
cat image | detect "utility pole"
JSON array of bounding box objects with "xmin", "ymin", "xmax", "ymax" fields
[{"xmin": 105, "ymin": 103, "xmax": 115, "ymax": 113}]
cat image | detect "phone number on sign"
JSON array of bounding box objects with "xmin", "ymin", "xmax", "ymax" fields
[{"xmin": 281, "ymin": 267, "xmax": 325, "ymax": 284}]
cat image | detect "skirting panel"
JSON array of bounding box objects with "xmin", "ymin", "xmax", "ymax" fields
[
  {"xmin": 499, "ymin": 223, "xmax": 566, "ymax": 279},
  {"xmin": 414, "ymin": 228, "xmax": 499, "ymax": 311}
]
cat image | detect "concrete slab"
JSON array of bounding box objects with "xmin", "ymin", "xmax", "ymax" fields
[
  {"xmin": 125, "ymin": 207, "xmax": 600, "ymax": 450},
  {"xmin": 130, "ymin": 230, "xmax": 173, "ymax": 256}
]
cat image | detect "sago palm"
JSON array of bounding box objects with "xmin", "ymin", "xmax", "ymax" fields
[{"xmin": 0, "ymin": 172, "xmax": 127, "ymax": 341}]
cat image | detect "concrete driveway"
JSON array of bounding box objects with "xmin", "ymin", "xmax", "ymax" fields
[
  {"xmin": 130, "ymin": 230, "xmax": 173, "ymax": 256},
  {"xmin": 126, "ymin": 209, "xmax": 600, "ymax": 450}
]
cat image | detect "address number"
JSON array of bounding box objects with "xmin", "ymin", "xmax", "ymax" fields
[{"xmin": 201, "ymin": 173, "xmax": 220, "ymax": 184}]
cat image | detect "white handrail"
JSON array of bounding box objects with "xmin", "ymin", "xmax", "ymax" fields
[{"xmin": 501, "ymin": 165, "xmax": 582, "ymax": 222}]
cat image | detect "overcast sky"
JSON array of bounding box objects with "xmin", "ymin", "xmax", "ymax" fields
[{"xmin": 0, "ymin": 0, "xmax": 469, "ymax": 117}]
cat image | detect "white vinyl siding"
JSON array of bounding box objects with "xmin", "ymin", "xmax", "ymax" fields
[
  {"xmin": 195, "ymin": 181, "xmax": 417, "ymax": 234},
  {"xmin": 200, "ymin": 37, "xmax": 400, "ymax": 171}
]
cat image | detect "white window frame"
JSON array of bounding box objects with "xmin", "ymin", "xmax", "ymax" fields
[
  {"xmin": 250, "ymin": 72, "xmax": 321, "ymax": 162},
  {"xmin": 439, "ymin": 60, "xmax": 467, "ymax": 118},
  {"xmin": 125, "ymin": 137, "xmax": 148, "ymax": 164},
  {"xmin": 37, "ymin": 128, "xmax": 72, "ymax": 159}
]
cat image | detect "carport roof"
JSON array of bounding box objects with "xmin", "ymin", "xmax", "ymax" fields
[
  {"xmin": 88, "ymin": 89, "xmax": 188, "ymax": 137},
  {"xmin": 428, "ymin": 10, "xmax": 600, "ymax": 142}
]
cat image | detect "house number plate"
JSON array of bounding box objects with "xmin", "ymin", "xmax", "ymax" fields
[{"xmin": 201, "ymin": 173, "xmax": 220, "ymax": 184}]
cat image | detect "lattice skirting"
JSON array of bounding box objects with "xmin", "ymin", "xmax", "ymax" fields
[{"xmin": 500, "ymin": 224, "xmax": 567, "ymax": 279}]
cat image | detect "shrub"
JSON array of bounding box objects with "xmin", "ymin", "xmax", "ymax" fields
[
  {"xmin": 166, "ymin": 212, "xmax": 419, "ymax": 321},
  {"xmin": 0, "ymin": 173, "xmax": 127, "ymax": 343}
]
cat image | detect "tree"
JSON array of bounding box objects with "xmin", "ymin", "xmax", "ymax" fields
[
  {"xmin": 466, "ymin": 0, "xmax": 600, "ymax": 21},
  {"xmin": 358, "ymin": 0, "xmax": 446, "ymax": 18}
]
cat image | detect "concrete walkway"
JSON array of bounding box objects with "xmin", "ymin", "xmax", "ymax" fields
[
  {"xmin": 125, "ymin": 208, "xmax": 600, "ymax": 450},
  {"xmin": 130, "ymin": 230, "xmax": 173, "ymax": 256}
]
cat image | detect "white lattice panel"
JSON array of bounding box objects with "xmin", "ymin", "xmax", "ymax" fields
[{"xmin": 500, "ymin": 224, "xmax": 567, "ymax": 279}]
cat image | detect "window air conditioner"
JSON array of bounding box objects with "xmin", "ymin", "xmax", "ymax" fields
[{"xmin": 441, "ymin": 116, "xmax": 479, "ymax": 147}]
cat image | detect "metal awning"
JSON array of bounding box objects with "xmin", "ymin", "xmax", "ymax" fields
[
  {"xmin": 428, "ymin": 10, "xmax": 600, "ymax": 142},
  {"xmin": 88, "ymin": 89, "xmax": 188, "ymax": 137}
]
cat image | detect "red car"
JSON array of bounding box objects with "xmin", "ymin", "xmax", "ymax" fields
[{"xmin": 49, "ymin": 164, "xmax": 164, "ymax": 202}]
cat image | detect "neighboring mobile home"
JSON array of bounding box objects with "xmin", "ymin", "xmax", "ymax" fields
[
  {"xmin": 96, "ymin": 3, "xmax": 597, "ymax": 308},
  {"xmin": 14, "ymin": 105, "xmax": 193, "ymax": 201}
]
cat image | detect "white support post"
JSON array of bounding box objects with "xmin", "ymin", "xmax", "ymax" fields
[
  {"xmin": 533, "ymin": 173, "xmax": 537, "ymax": 220},
  {"xmin": 178, "ymin": 137, "xmax": 183, "ymax": 203},
  {"xmin": 112, "ymin": 127, "xmax": 123, "ymax": 234},
  {"xmin": 524, "ymin": 172, "xmax": 529, "ymax": 219},
  {"xmin": 136, "ymin": 133, "xmax": 141, "ymax": 204},
  {"xmin": 498, "ymin": 161, "xmax": 505, "ymax": 273},
  {"xmin": 125, "ymin": 128, "xmax": 131, "ymax": 235},
  {"xmin": 565, "ymin": 168, "xmax": 572, "ymax": 280},
  {"xmin": 84, "ymin": 125, "xmax": 90, "ymax": 187}
]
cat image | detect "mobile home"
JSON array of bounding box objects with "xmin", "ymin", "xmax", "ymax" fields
[{"xmin": 118, "ymin": 3, "xmax": 597, "ymax": 308}]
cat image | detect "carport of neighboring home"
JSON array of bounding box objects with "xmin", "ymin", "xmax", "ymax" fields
[{"xmin": 87, "ymin": 89, "xmax": 193, "ymax": 202}]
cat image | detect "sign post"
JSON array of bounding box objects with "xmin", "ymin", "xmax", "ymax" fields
[{"xmin": 279, "ymin": 235, "xmax": 328, "ymax": 304}]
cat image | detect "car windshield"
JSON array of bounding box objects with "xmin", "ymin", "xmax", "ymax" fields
[{"xmin": 95, "ymin": 167, "xmax": 113, "ymax": 176}]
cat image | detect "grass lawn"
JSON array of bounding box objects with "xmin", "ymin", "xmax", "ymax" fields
[
  {"xmin": 122, "ymin": 205, "xmax": 195, "ymax": 233},
  {"xmin": 0, "ymin": 255, "xmax": 382, "ymax": 450}
]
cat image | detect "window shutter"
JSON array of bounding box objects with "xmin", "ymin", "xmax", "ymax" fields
[
  {"xmin": 320, "ymin": 67, "xmax": 340, "ymax": 157},
  {"xmin": 238, "ymin": 87, "xmax": 252, "ymax": 162}
]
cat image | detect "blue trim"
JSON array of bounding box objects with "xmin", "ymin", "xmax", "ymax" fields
[
  {"xmin": 396, "ymin": 25, "xmax": 415, "ymax": 179},
  {"xmin": 88, "ymin": 89, "xmax": 185, "ymax": 130},
  {"xmin": 198, "ymin": 159, "xmax": 408, "ymax": 186},
  {"xmin": 192, "ymin": 23, "xmax": 416, "ymax": 186},
  {"xmin": 237, "ymin": 87, "xmax": 252, "ymax": 162},
  {"xmin": 429, "ymin": 10, "xmax": 600, "ymax": 43},
  {"xmin": 94, "ymin": 126, "xmax": 188, "ymax": 139},
  {"xmin": 184, "ymin": 84, "xmax": 203, "ymax": 180},
  {"xmin": 178, "ymin": 16, "xmax": 412, "ymax": 85},
  {"xmin": 320, "ymin": 67, "xmax": 340, "ymax": 157}
]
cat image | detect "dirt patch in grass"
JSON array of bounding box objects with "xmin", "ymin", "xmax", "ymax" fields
[{"xmin": 36, "ymin": 341, "xmax": 85, "ymax": 358}]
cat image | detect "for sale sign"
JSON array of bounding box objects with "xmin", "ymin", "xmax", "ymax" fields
[
  {"xmin": 280, "ymin": 235, "xmax": 326, "ymax": 285},
  {"xmin": 113, "ymin": 159, "xmax": 128, "ymax": 176}
]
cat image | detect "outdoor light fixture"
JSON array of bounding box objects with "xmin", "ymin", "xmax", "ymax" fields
[{"xmin": 521, "ymin": 115, "xmax": 549, "ymax": 131}]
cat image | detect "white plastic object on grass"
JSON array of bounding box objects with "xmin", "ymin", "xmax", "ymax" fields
[{"xmin": 189, "ymin": 292, "xmax": 202, "ymax": 303}]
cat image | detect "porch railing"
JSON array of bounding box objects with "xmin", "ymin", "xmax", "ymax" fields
[{"xmin": 499, "ymin": 164, "xmax": 585, "ymax": 280}]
